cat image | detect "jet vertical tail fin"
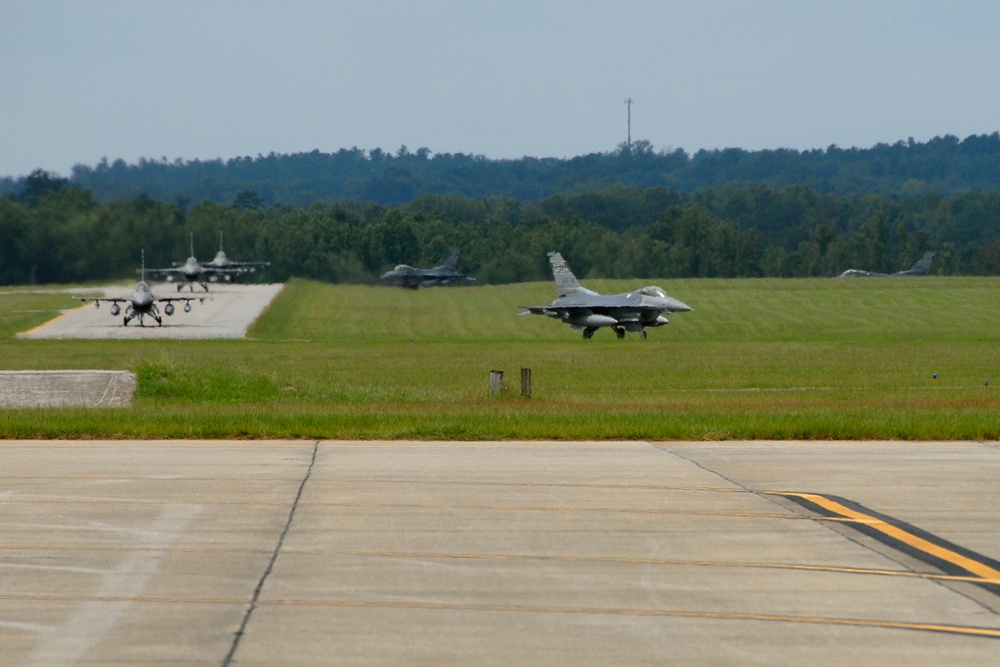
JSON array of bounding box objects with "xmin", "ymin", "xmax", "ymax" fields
[
  {"xmin": 548, "ymin": 252, "xmax": 597, "ymax": 298},
  {"xmin": 443, "ymin": 248, "xmax": 461, "ymax": 272},
  {"xmin": 907, "ymin": 251, "xmax": 935, "ymax": 275}
]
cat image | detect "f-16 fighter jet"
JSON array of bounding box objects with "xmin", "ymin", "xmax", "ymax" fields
[
  {"xmin": 520, "ymin": 252, "xmax": 691, "ymax": 339},
  {"xmin": 380, "ymin": 248, "xmax": 474, "ymax": 289},
  {"xmin": 74, "ymin": 251, "xmax": 205, "ymax": 326}
]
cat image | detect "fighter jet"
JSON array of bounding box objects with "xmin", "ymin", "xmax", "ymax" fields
[
  {"xmin": 838, "ymin": 251, "xmax": 935, "ymax": 278},
  {"xmin": 145, "ymin": 234, "xmax": 244, "ymax": 292},
  {"xmin": 201, "ymin": 231, "xmax": 270, "ymax": 274},
  {"xmin": 520, "ymin": 252, "xmax": 692, "ymax": 339},
  {"xmin": 74, "ymin": 251, "xmax": 205, "ymax": 326},
  {"xmin": 379, "ymin": 248, "xmax": 475, "ymax": 289}
]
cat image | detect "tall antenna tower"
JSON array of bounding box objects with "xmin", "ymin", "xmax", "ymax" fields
[{"xmin": 625, "ymin": 98, "xmax": 633, "ymax": 150}]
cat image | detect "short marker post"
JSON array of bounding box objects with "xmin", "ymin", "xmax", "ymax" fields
[{"xmin": 489, "ymin": 370, "xmax": 504, "ymax": 397}]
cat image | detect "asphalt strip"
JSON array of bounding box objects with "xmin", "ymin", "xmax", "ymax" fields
[{"xmin": 16, "ymin": 283, "xmax": 284, "ymax": 340}]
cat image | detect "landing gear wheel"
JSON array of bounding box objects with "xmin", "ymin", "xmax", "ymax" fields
[
  {"xmin": 583, "ymin": 328, "xmax": 595, "ymax": 339},
  {"xmin": 123, "ymin": 317, "xmax": 129, "ymax": 326},
  {"xmin": 640, "ymin": 330, "xmax": 648, "ymax": 340},
  {"xmin": 615, "ymin": 328, "xmax": 626, "ymax": 339}
]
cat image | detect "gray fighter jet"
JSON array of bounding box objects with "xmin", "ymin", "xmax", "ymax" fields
[
  {"xmin": 838, "ymin": 251, "xmax": 935, "ymax": 278},
  {"xmin": 202, "ymin": 231, "xmax": 270, "ymax": 274},
  {"xmin": 75, "ymin": 252, "xmax": 205, "ymax": 326},
  {"xmin": 379, "ymin": 248, "xmax": 474, "ymax": 289},
  {"xmin": 520, "ymin": 252, "xmax": 692, "ymax": 339},
  {"xmin": 146, "ymin": 234, "xmax": 245, "ymax": 292}
]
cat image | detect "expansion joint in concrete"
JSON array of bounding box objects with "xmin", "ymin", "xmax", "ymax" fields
[{"xmin": 222, "ymin": 440, "xmax": 320, "ymax": 666}]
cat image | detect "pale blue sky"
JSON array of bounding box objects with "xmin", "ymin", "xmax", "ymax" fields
[{"xmin": 3, "ymin": 1, "xmax": 999, "ymax": 177}]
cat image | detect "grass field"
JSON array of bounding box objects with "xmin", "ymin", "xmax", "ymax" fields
[{"xmin": 2, "ymin": 276, "xmax": 999, "ymax": 440}]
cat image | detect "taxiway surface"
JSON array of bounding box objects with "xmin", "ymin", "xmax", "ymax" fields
[
  {"xmin": 16, "ymin": 283, "xmax": 284, "ymax": 340},
  {"xmin": 0, "ymin": 440, "xmax": 997, "ymax": 666}
]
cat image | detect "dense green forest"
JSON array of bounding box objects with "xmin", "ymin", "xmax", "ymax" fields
[
  {"xmin": 5, "ymin": 166, "xmax": 1000, "ymax": 286},
  {"xmin": 4, "ymin": 134, "xmax": 1000, "ymax": 208}
]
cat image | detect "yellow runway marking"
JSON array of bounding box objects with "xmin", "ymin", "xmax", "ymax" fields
[
  {"xmin": 281, "ymin": 549, "xmax": 996, "ymax": 585},
  {"xmin": 297, "ymin": 500, "xmax": 816, "ymax": 520},
  {"xmin": 2, "ymin": 544, "xmax": 989, "ymax": 585},
  {"xmin": 270, "ymin": 600, "xmax": 1000, "ymax": 639},
  {"xmin": 15, "ymin": 302, "xmax": 90, "ymax": 336},
  {"xmin": 0, "ymin": 594, "xmax": 996, "ymax": 639},
  {"xmin": 309, "ymin": 478, "xmax": 751, "ymax": 494},
  {"xmin": 769, "ymin": 492, "xmax": 1000, "ymax": 583}
]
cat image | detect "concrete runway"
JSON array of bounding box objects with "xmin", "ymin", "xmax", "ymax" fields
[
  {"xmin": 16, "ymin": 283, "xmax": 284, "ymax": 340},
  {"xmin": 0, "ymin": 440, "xmax": 997, "ymax": 666}
]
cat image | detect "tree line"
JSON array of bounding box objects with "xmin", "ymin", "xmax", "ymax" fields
[
  {"xmin": 4, "ymin": 133, "xmax": 1000, "ymax": 209},
  {"xmin": 5, "ymin": 175, "xmax": 1000, "ymax": 287}
]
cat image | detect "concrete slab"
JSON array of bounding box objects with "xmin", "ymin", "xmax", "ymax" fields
[
  {"xmin": 0, "ymin": 370, "xmax": 136, "ymax": 408},
  {"xmin": 16, "ymin": 283, "xmax": 284, "ymax": 340},
  {"xmin": 0, "ymin": 440, "xmax": 996, "ymax": 666}
]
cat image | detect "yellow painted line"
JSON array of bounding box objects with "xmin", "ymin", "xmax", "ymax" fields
[
  {"xmin": 279, "ymin": 549, "xmax": 994, "ymax": 585},
  {"xmin": 772, "ymin": 492, "xmax": 1000, "ymax": 582},
  {"xmin": 15, "ymin": 306, "xmax": 83, "ymax": 336},
  {"xmin": 0, "ymin": 544, "xmax": 986, "ymax": 585},
  {"xmin": 313, "ymin": 478, "xmax": 749, "ymax": 494},
  {"xmin": 299, "ymin": 500, "xmax": 811, "ymax": 520},
  {"xmin": 0, "ymin": 594, "xmax": 996, "ymax": 638},
  {"xmin": 261, "ymin": 599, "xmax": 1000, "ymax": 639}
]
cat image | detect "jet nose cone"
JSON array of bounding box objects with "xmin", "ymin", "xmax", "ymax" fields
[{"xmin": 667, "ymin": 298, "xmax": 692, "ymax": 312}]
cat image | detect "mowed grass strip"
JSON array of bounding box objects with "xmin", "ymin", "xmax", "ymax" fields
[{"xmin": 1, "ymin": 276, "xmax": 999, "ymax": 439}]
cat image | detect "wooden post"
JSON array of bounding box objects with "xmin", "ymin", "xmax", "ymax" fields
[
  {"xmin": 489, "ymin": 370, "xmax": 504, "ymax": 397},
  {"xmin": 520, "ymin": 367, "xmax": 532, "ymax": 398}
]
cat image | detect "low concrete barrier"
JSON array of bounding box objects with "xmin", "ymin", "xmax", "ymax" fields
[{"xmin": 0, "ymin": 370, "xmax": 136, "ymax": 408}]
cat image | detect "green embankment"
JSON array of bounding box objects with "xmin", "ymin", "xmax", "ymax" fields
[{"xmin": 1, "ymin": 276, "xmax": 998, "ymax": 440}]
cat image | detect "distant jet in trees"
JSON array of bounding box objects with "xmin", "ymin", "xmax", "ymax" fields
[
  {"xmin": 379, "ymin": 248, "xmax": 475, "ymax": 289},
  {"xmin": 838, "ymin": 252, "xmax": 935, "ymax": 278}
]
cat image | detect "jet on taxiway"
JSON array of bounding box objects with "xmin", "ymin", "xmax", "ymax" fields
[
  {"xmin": 145, "ymin": 234, "xmax": 246, "ymax": 291},
  {"xmin": 379, "ymin": 248, "xmax": 475, "ymax": 289},
  {"xmin": 201, "ymin": 231, "xmax": 270, "ymax": 274},
  {"xmin": 520, "ymin": 252, "xmax": 691, "ymax": 339},
  {"xmin": 838, "ymin": 251, "xmax": 935, "ymax": 278},
  {"xmin": 74, "ymin": 251, "xmax": 205, "ymax": 326}
]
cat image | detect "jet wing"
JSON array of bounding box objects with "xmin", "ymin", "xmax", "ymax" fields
[
  {"xmin": 143, "ymin": 266, "xmax": 183, "ymax": 276},
  {"xmin": 519, "ymin": 305, "xmax": 561, "ymax": 317},
  {"xmin": 156, "ymin": 295, "xmax": 207, "ymax": 303},
  {"xmin": 74, "ymin": 296, "xmax": 129, "ymax": 304}
]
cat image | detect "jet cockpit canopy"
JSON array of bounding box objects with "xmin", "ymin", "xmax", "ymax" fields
[{"xmin": 638, "ymin": 286, "xmax": 668, "ymax": 298}]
